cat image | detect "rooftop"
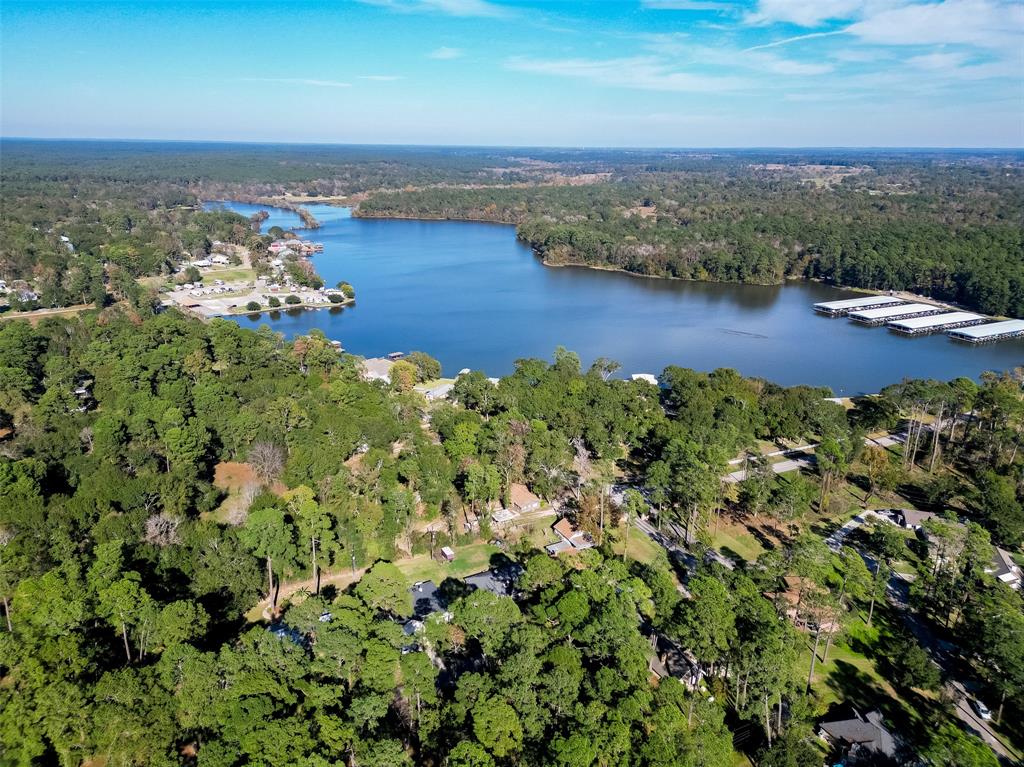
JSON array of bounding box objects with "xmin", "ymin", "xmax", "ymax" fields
[
  {"xmin": 819, "ymin": 709, "xmax": 897, "ymax": 757},
  {"xmin": 509, "ymin": 483, "xmax": 541, "ymax": 508},
  {"xmin": 814, "ymin": 295, "xmax": 905, "ymax": 311},
  {"xmin": 848, "ymin": 302, "xmax": 938, "ymax": 321},
  {"xmin": 949, "ymin": 318, "xmax": 1024, "ymax": 339},
  {"xmin": 887, "ymin": 311, "xmax": 985, "ymax": 331}
]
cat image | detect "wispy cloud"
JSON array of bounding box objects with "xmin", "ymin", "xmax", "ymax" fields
[
  {"xmin": 745, "ymin": 0, "xmax": 867, "ymax": 27},
  {"xmin": 845, "ymin": 0, "xmax": 1023, "ymax": 51},
  {"xmin": 742, "ymin": 30, "xmax": 845, "ymax": 52},
  {"xmin": 241, "ymin": 78, "xmax": 352, "ymax": 88},
  {"xmin": 506, "ymin": 55, "xmax": 748, "ymax": 92},
  {"xmin": 907, "ymin": 52, "xmax": 970, "ymax": 70},
  {"xmin": 357, "ymin": 0, "xmax": 507, "ymax": 17},
  {"xmin": 641, "ymin": 0, "xmax": 738, "ymax": 10},
  {"xmin": 746, "ymin": 52, "xmax": 834, "ymax": 75},
  {"xmin": 358, "ymin": 75, "xmax": 405, "ymax": 81},
  {"xmin": 428, "ymin": 46, "xmax": 464, "ymax": 59}
]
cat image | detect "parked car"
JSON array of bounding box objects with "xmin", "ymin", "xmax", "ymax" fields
[{"xmin": 971, "ymin": 698, "xmax": 993, "ymax": 721}]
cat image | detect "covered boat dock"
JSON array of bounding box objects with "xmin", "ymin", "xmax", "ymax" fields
[
  {"xmin": 813, "ymin": 295, "xmax": 905, "ymax": 316},
  {"xmin": 887, "ymin": 312, "xmax": 986, "ymax": 335},
  {"xmin": 947, "ymin": 319, "xmax": 1024, "ymax": 344},
  {"xmin": 848, "ymin": 303, "xmax": 941, "ymax": 326}
]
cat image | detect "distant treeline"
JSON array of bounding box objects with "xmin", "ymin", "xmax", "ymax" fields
[
  {"xmin": 356, "ymin": 167, "xmax": 1024, "ymax": 317},
  {"xmin": 2, "ymin": 141, "xmax": 1022, "ymax": 315}
]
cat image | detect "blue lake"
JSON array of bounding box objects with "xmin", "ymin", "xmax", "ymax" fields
[{"xmin": 204, "ymin": 201, "xmax": 1024, "ymax": 395}]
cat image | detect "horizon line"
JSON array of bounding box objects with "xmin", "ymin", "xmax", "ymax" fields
[{"xmin": 2, "ymin": 136, "xmax": 1023, "ymax": 153}]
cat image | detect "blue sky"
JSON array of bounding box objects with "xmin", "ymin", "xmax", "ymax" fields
[{"xmin": 2, "ymin": 0, "xmax": 1021, "ymax": 146}]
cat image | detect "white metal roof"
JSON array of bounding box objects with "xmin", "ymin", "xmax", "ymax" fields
[
  {"xmin": 887, "ymin": 312, "xmax": 985, "ymax": 330},
  {"xmin": 849, "ymin": 303, "xmax": 938, "ymax": 321},
  {"xmin": 814, "ymin": 295, "xmax": 905, "ymax": 311},
  {"xmin": 948, "ymin": 319, "xmax": 1024, "ymax": 339}
]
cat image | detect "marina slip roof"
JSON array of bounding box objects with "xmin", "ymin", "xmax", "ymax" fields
[
  {"xmin": 814, "ymin": 295, "xmax": 905, "ymax": 312},
  {"xmin": 848, "ymin": 303, "xmax": 938, "ymax": 322},
  {"xmin": 887, "ymin": 312, "xmax": 986, "ymax": 332},
  {"xmin": 948, "ymin": 319, "xmax": 1024, "ymax": 341}
]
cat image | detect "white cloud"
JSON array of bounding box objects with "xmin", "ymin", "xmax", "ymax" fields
[
  {"xmin": 357, "ymin": 0, "xmax": 507, "ymax": 17},
  {"xmin": 641, "ymin": 0, "xmax": 738, "ymax": 10},
  {"xmin": 904, "ymin": 52, "xmax": 1019, "ymax": 80},
  {"xmin": 505, "ymin": 55, "xmax": 749, "ymax": 92},
  {"xmin": 358, "ymin": 75, "xmax": 405, "ymax": 81},
  {"xmin": 746, "ymin": 0, "xmax": 869, "ymax": 27},
  {"xmin": 241, "ymin": 78, "xmax": 352, "ymax": 88},
  {"xmin": 846, "ymin": 0, "xmax": 1023, "ymax": 51},
  {"xmin": 428, "ymin": 46, "xmax": 464, "ymax": 60},
  {"xmin": 907, "ymin": 51, "xmax": 970, "ymax": 70},
  {"xmin": 746, "ymin": 52, "xmax": 835, "ymax": 74}
]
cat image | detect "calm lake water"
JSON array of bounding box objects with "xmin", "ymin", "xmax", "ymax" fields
[{"xmin": 204, "ymin": 201, "xmax": 1023, "ymax": 395}]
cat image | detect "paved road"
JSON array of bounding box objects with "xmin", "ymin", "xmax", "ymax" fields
[
  {"xmin": 885, "ymin": 570, "xmax": 1020, "ymax": 763},
  {"xmin": 724, "ymin": 431, "xmax": 906, "ymax": 484},
  {"xmin": 727, "ymin": 443, "xmax": 817, "ymax": 466},
  {"xmin": 824, "ymin": 509, "xmax": 893, "ymax": 552},
  {"xmin": 724, "ymin": 454, "xmax": 815, "ymax": 483}
]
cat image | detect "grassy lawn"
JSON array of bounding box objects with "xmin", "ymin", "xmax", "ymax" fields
[
  {"xmin": 797, "ymin": 605, "xmax": 955, "ymax": 759},
  {"xmin": 395, "ymin": 542, "xmax": 500, "ymax": 584},
  {"xmin": 800, "ymin": 622, "xmax": 902, "ymax": 710},
  {"xmin": 710, "ymin": 523, "xmax": 767, "ymax": 563},
  {"xmin": 610, "ymin": 523, "xmax": 665, "ymax": 563},
  {"xmin": 204, "ymin": 266, "xmax": 257, "ymax": 283}
]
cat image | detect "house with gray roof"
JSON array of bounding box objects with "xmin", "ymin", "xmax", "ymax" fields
[{"xmin": 818, "ymin": 709, "xmax": 898, "ymax": 764}]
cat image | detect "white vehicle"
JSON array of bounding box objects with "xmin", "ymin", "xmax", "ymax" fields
[
  {"xmin": 214, "ymin": 279, "xmax": 225, "ymax": 286},
  {"xmin": 971, "ymin": 698, "xmax": 993, "ymax": 721}
]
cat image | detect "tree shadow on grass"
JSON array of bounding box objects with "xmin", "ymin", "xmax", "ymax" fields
[{"xmin": 825, "ymin": 660, "xmax": 907, "ymax": 727}]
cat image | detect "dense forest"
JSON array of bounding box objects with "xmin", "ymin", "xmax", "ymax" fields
[
  {"xmin": 1, "ymin": 141, "xmax": 1023, "ymax": 766},
  {"xmin": 357, "ymin": 165, "xmax": 1024, "ymax": 317},
  {"xmin": 2, "ymin": 141, "xmax": 1022, "ymax": 315},
  {"xmin": 1, "ymin": 307, "xmax": 1021, "ymax": 766}
]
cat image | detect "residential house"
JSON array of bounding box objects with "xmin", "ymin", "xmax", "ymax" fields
[
  {"xmin": 424, "ymin": 382, "xmax": 454, "ymax": 402},
  {"xmin": 509, "ymin": 483, "xmax": 542, "ymax": 514},
  {"xmin": 766, "ymin": 575, "xmax": 839, "ymax": 632},
  {"xmin": 211, "ymin": 254, "xmax": 230, "ymax": 265},
  {"xmin": 894, "ymin": 508, "xmax": 936, "ymax": 531},
  {"xmin": 631, "ymin": 373, "xmax": 658, "ymax": 385},
  {"xmin": 987, "ymin": 547, "xmax": 1022, "ymax": 590},
  {"xmin": 647, "ymin": 632, "xmax": 704, "ymax": 690},
  {"xmin": 360, "ymin": 357, "xmax": 394, "ymax": 383},
  {"xmin": 491, "ymin": 509, "xmax": 517, "ymax": 525},
  {"xmin": 546, "ymin": 518, "xmax": 594, "ymax": 555},
  {"xmin": 818, "ymin": 709, "xmax": 898, "ymax": 765}
]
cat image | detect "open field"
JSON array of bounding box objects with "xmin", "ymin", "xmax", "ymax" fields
[
  {"xmin": 395, "ymin": 542, "xmax": 501, "ymax": 584},
  {"xmin": 0, "ymin": 303, "xmax": 94, "ymax": 322}
]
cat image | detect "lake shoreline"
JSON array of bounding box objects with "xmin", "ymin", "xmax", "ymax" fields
[
  {"xmin": 353, "ymin": 209, "xmax": 947, "ymax": 302},
  {"xmin": 209, "ymin": 199, "xmax": 1022, "ymax": 393}
]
